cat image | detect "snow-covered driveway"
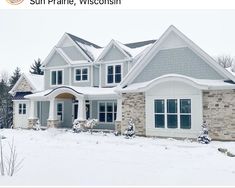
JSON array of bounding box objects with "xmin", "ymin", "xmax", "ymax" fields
[{"xmin": 0, "ymin": 129, "xmax": 235, "ymax": 186}]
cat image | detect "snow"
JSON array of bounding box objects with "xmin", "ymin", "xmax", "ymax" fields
[
  {"xmin": 226, "ymin": 66, "xmax": 235, "ymax": 76},
  {"xmin": 117, "ymin": 74, "xmax": 235, "ymax": 92},
  {"xmin": 115, "ymin": 40, "xmax": 153, "ymax": 57},
  {"xmin": 25, "ymin": 86, "xmax": 118, "ymax": 99},
  {"xmin": 75, "ymin": 41, "xmax": 104, "ymax": 60},
  {"xmin": 25, "ymin": 73, "xmax": 44, "ymax": 92},
  {"xmin": 0, "ymin": 129, "xmax": 235, "ymax": 186}
]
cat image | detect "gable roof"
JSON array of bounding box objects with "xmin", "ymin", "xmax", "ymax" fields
[
  {"xmin": 42, "ymin": 47, "xmax": 71, "ymax": 67},
  {"xmin": 95, "ymin": 39, "xmax": 155, "ymax": 62},
  {"xmin": 66, "ymin": 33, "xmax": 102, "ymax": 61},
  {"xmin": 9, "ymin": 73, "xmax": 44, "ymax": 95},
  {"xmin": 118, "ymin": 25, "xmax": 235, "ymax": 88}
]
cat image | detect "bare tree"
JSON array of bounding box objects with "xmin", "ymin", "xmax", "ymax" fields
[{"xmin": 216, "ymin": 55, "xmax": 234, "ymax": 68}]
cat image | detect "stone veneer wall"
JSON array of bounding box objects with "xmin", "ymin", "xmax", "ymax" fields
[
  {"xmin": 203, "ymin": 90, "xmax": 235, "ymax": 140},
  {"xmin": 13, "ymin": 77, "xmax": 33, "ymax": 93},
  {"xmin": 121, "ymin": 92, "xmax": 146, "ymax": 136}
]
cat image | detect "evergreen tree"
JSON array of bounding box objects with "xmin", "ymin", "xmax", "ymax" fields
[
  {"xmin": 30, "ymin": 58, "xmax": 43, "ymax": 75},
  {"xmin": 9, "ymin": 67, "xmax": 21, "ymax": 88},
  {"xmin": 0, "ymin": 78, "xmax": 12, "ymax": 128}
]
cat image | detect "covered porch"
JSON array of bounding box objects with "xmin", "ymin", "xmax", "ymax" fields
[{"xmin": 25, "ymin": 86, "xmax": 121, "ymax": 130}]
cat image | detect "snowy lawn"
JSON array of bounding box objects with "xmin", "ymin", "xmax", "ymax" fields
[{"xmin": 0, "ymin": 129, "xmax": 235, "ymax": 186}]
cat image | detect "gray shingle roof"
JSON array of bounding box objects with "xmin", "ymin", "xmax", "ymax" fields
[{"xmin": 125, "ymin": 40, "xmax": 156, "ymax": 48}]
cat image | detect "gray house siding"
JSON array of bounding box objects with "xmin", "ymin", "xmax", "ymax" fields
[
  {"xmin": 62, "ymin": 46, "xmax": 87, "ymax": 61},
  {"xmin": 133, "ymin": 47, "xmax": 225, "ymax": 84},
  {"xmin": 101, "ymin": 45, "xmax": 127, "ymax": 61},
  {"xmin": 46, "ymin": 52, "xmax": 68, "ymax": 67},
  {"xmin": 71, "ymin": 66, "xmax": 92, "ymax": 87},
  {"xmin": 93, "ymin": 66, "xmax": 99, "ymax": 87}
]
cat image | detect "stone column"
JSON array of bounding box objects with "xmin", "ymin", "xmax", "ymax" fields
[
  {"xmin": 28, "ymin": 100, "xmax": 38, "ymax": 129},
  {"xmin": 47, "ymin": 98, "xmax": 59, "ymax": 128}
]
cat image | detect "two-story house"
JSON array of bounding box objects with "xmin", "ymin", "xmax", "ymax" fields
[{"xmin": 10, "ymin": 25, "xmax": 235, "ymax": 140}]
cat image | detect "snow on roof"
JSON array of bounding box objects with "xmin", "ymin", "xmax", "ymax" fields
[
  {"xmin": 75, "ymin": 41, "xmax": 104, "ymax": 61},
  {"xmin": 116, "ymin": 74, "xmax": 235, "ymax": 92},
  {"xmin": 115, "ymin": 40, "xmax": 154, "ymax": 58},
  {"xmin": 25, "ymin": 86, "xmax": 118, "ymax": 99},
  {"xmin": 25, "ymin": 73, "xmax": 44, "ymax": 92},
  {"xmin": 9, "ymin": 73, "xmax": 44, "ymax": 95},
  {"xmin": 226, "ymin": 67, "xmax": 235, "ymax": 76}
]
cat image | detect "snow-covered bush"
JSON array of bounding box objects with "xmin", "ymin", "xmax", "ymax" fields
[
  {"xmin": 72, "ymin": 119, "xmax": 83, "ymax": 133},
  {"xmin": 124, "ymin": 119, "xmax": 135, "ymax": 139},
  {"xmin": 73, "ymin": 119, "xmax": 99, "ymax": 134},
  {"xmin": 198, "ymin": 121, "xmax": 211, "ymax": 144},
  {"xmin": 33, "ymin": 120, "xmax": 41, "ymax": 131},
  {"xmin": 84, "ymin": 119, "xmax": 98, "ymax": 134}
]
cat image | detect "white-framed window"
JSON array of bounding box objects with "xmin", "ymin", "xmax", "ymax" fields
[
  {"xmin": 18, "ymin": 103, "xmax": 26, "ymax": 115},
  {"xmin": 154, "ymin": 99, "xmax": 191, "ymax": 129},
  {"xmin": 74, "ymin": 67, "xmax": 89, "ymax": 82},
  {"xmin": 57, "ymin": 102, "xmax": 64, "ymax": 122},
  {"xmin": 51, "ymin": 70, "xmax": 63, "ymax": 86},
  {"xmin": 98, "ymin": 102, "xmax": 117, "ymax": 123},
  {"xmin": 106, "ymin": 64, "xmax": 122, "ymax": 85}
]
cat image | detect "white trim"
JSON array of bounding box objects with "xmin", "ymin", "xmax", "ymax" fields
[
  {"xmin": 96, "ymin": 40, "xmax": 131, "ymax": 62},
  {"xmin": 73, "ymin": 67, "xmax": 90, "ymax": 83},
  {"xmin": 91, "ymin": 65, "xmax": 94, "ymax": 87},
  {"xmin": 119, "ymin": 25, "xmax": 235, "ymax": 88},
  {"xmin": 97, "ymin": 101, "xmax": 117, "ymax": 124},
  {"xmin": 70, "ymin": 62, "xmax": 92, "ymax": 67},
  {"xmin": 42, "ymin": 65, "xmax": 70, "ymax": 70},
  {"xmin": 95, "ymin": 58, "xmax": 132, "ymax": 65},
  {"xmin": 69, "ymin": 68, "xmax": 72, "ymax": 85},
  {"xmin": 50, "ymin": 69, "xmax": 64, "ymax": 87},
  {"xmin": 105, "ymin": 63, "xmax": 123, "ymax": 87},
  {"xmin": 99, "ymin": 64, "xmax": 102, "ymax": 87}
]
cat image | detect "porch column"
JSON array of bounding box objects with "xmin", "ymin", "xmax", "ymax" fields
[
  {"xmin": 115, "ymin": 97, "xmax": 122, "ymax": 134},
  {"xmin": 28, "ymin": 100, "xmax": 38, "ymax": 129},
  {"xmin": 47, "ymin": 98, "xmax": 59, "ymax": 128},
  {"xmin": 116, "ymin": 98, "xmax": 122, "ymax": 121},
  {"xmin": 77, "ymin": 97, "xmax": 86, "ymax": 121},
  {"xmin": 48, "ymin": 98, "xmax": 56, "ymax": 120}
]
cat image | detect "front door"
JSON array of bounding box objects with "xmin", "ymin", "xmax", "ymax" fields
[{"xmin": 72, "ymin": 103, "xmax": 78, "ymax": 121}]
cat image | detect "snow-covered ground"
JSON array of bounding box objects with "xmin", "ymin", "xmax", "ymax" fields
[{"xmin": 0, "ymin": 129, "xmax": 235, "ymax": 186}]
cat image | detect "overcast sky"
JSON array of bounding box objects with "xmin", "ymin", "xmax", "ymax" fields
[{"xmin": 1, "ymin": 10, "xmax": 235, "ymax": 75}]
